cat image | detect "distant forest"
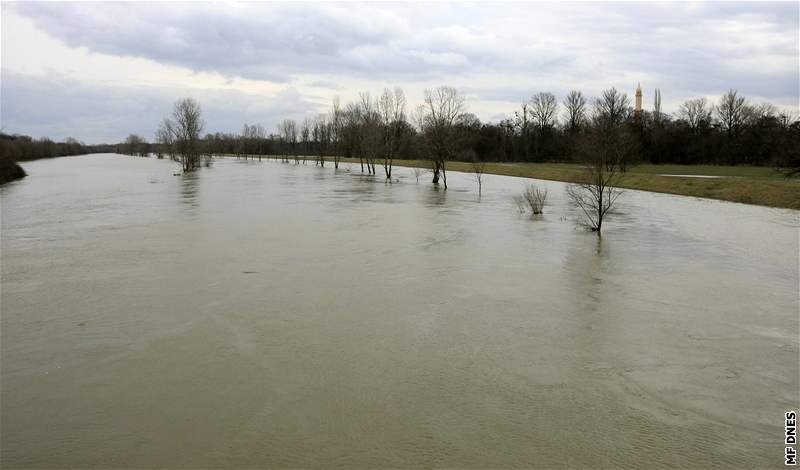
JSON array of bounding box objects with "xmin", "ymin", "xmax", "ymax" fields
[
  {"xmin": 0, "ymin": 134, "xmax": 120, "ymax": 183},
  {"xmin": 0, "ymin": 133, "xmax": 114, "ymax": 161}
]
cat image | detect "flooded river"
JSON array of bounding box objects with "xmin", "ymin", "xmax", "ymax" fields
[{"xmin": 2, "ymin": 154, "xmax": 798, "ymax": 468}]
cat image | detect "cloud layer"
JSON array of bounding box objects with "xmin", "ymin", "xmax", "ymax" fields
[{"xmin": 2, "ymin": 2, "xmax": 798, "ymax": 143}]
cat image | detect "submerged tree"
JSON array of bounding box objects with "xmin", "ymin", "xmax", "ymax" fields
[
  {"xmin": 155, "ymin": 119, "xmax": 175, "ymax": 159},
  {"xmin": 277, "ymin": 119, "xmax": 298, "ymax": 163},
  {"xmin": 161, "ymin": 98, "xmax": 205, "ymax": 172},
  {"xmin": 378, "ymin": 87, "xmax": 408, "ymax": 180},
  {"xmin": 471, "ymin": 158, "xmax": 485, "ymax": 195},
  {"xmin": 567, "ymin": 88, "xmax": 638, "ymax": 233},
  {"xmin": 312, "ymin": 114, "xmax": 330, "ymax": 167},
  {"xmin": 420, "ymin": 86, "xmax": 467, "ymax": 189},
  {"xmin": 300, "ymin": 118, "xmax": 311, "ymax": 164},
  {"xmin": 330, "ymin": 97, "xmax": 344, "ymax": 169},
  {"xmin": 239, "ymin": 123, "xmax": 267, "ymax": 160},
  {"xmin": 357, "ymin": 92, "xmax": 382, "ymax": 175}
]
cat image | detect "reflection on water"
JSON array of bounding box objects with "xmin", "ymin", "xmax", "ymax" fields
[
  {"xmin": 422, "ymin": 183, "xmax": 448, "ymax": 207},
  {"xmin": 179, "ymin": 172, "xmax": 200, "ymax": 209},
  {"xmin": 1, "ymin": 154, "xmax": 798, "ymax": 468}
]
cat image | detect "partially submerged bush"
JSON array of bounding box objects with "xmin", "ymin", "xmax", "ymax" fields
[
  {"xmin": 515, "ymin": 184, "xmax": 548, "ymax": 214},
  {"xmin": 0, "ymin": 156, "xmax": 26, "ymax": 185}
]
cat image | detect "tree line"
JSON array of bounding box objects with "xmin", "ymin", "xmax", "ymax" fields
[
  {"xmin": 0, "ymin": 133, "xmax": 114, "ymax": 161},
  {"xmin": 140, "ymin": 87, "xmax": 798, "ymax": 178}
]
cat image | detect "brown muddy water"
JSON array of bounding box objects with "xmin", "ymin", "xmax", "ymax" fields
[{"xmin": 1, "ymin": 154, "xmax": 798, "ymax": 468}]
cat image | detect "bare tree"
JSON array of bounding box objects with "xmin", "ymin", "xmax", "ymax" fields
[
  {"xmin": 678, "ymin": 98, "xmax": 712, "ymax": 132},
  {"xmin": 410, "ymin": 104, "xmax": 431, "ymax": 182},
  {"xmin": 330, "ymin": 97, "xmax": 343, "ymax": 169},
  {"xmin": 514, "ymin": 101, "xmax": 532, "ymax": 160},
  {"xmin": 566, "ymin": 98, "xmax": 637, "ymax": 233},
  {"xmin": 378, "ymin": 87, "xmax": 407, "ymax": 180},
  {"xmin": 239, "ymin": 124, "xmax": 251, "ymax": 158},
  {"xmin": 300, "ymin": 118, "xmax": 311, "ymax": 164},
  {"xmin": 594, "ymin": 87, "xmax": 631, "ymax": 125},
  {"xmin": 165, "ymin": 98, "xmax": 204, "ymax": 172},
  {"xmin": 563, "ymin": 90, "xmax": 587, "ymax": 133},
  {"xmin": 421, "ymin": 85, "xmax": 466, "ymax": 189},
  {"xmin": 155, "ymin": 119, "xmax": 174, "ymax": 159},
  {"xmin": 357, "ymin": 92, "xmax": 382, "ymax": 175},
  {"xmin": 275, "ymin": 123, "xmax": 286, "ymax": 162},
  {"xmin": 529, "ymin": 92, "xmax": 558, "ymax": 159},
  {"xmin": 240, "ymin": 123, "xmax": 266, "ymax": 160},
  {"xmin": 312, "ymin": 114, "xmax": 330, "ymax": 167},
  {"xmin": 253, "ymin": 124, "xmax": 267, "ymax": 160},
  {"xmin": 530, "ymin": 92, "xmax": 558, "ymax": 130},
  {"xmin": 341, "ymin": 102, "xmax": 363, "ymax": 170},
  {"xmin": 277, "ymin": 119, "xmax": 298, "ymax": 163},
  {"xmin": 715, "ymin": 89, "xmax": 748, "ymax": 138},
  {"xmin": 471, "ymin": 158, "xmax": 485, "ymax": 195},
  {"xmin": 748, "ymin": 102, "xmax": 778, "ymax": 123},
  {"xmin": 567, "ymin": 156, "xmax": 622, "ymax": 232}
]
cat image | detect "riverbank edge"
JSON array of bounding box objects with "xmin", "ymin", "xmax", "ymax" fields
[{"xmin": 215, "ymin": 154, "xmax": 799, "ymax": 210}]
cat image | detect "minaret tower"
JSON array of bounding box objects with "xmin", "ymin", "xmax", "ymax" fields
[{"xmin": 635, "ymin": 83, "xmax": 643, "ymax": 114}]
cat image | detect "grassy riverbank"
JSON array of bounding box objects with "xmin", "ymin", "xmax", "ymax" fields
[
  {"xmin": 342, "ymin": 158, "xmax": 799, "ymax": 210},
  {"xmin": 220, "ymin": 155, "xmax": 800, "ymax": 209}
]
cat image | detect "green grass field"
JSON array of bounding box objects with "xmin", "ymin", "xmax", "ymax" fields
[{"xmin": 224, "ymin": 155, "xmax": 800, "ymax": 210}]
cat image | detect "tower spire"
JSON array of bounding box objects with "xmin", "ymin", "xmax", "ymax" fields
[{"xmin": 635, "ymin": 83, "xmax": 643, "ymax": 113}]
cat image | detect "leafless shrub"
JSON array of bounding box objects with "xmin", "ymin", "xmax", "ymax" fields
[
  {"xmin": 471, "ymin": 158, "xmax": 485, "ymax": 195},
  {"xmin": 514, "ymin": 184, "xmax": 548, "ymax": 214}
]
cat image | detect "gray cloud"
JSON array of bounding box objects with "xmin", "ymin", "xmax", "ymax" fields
[
  {"xmin": 15, "ymin": 2, "xmax": 797, "ymax": 91},
  {"xmin": 13, "ymin": 2, "xmax": 454, "ymax": 81},
  {"xmin": 0, "ymin": 70, "xmax": 322, "ymax": 143}
]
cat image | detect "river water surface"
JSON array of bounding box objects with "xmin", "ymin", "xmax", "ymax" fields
[{"xmin": 2, "ymin": 154, "xmax": 798, "ymax": 468}]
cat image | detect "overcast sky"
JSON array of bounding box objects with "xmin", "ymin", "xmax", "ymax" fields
[{"xmin": 2, "ymin": 1, "xmax": 797, "ymax": 144}]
